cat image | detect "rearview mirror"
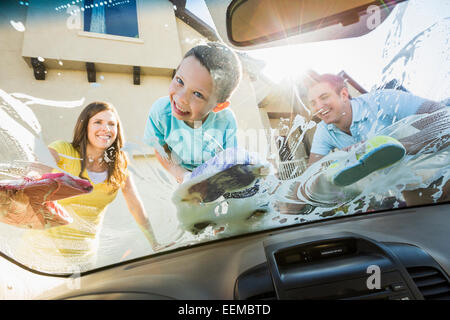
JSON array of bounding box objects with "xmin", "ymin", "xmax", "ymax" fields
[{"xmin": 226, "ymin": 0, "xmax": 407, "ymax": 47}]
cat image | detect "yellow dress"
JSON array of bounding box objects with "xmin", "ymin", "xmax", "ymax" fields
[{"xmin": 19, "ymin": 141, "xmax": 123, "ymax": 273}]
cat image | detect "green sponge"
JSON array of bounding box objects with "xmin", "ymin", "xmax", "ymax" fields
[{"xmin": 332, "ymin": 136, "xmax": 406, "ymax": 187}]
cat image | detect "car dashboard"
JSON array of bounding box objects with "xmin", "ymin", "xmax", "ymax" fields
[{"xmin": 39, "ymin": 202, "xmax": 450, "ymax": 300}]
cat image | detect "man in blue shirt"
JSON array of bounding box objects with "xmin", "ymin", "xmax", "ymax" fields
[
  {"xmin": 276, "ymin": 73, "xmax": 448, "ymax": 214},
  {"xmin": 307, "ymin": 74, "xmax": 444, "ymax": 164},
  {"xmin": 306, "ymin": 73, "xmax": 448, "ymax": 206}
]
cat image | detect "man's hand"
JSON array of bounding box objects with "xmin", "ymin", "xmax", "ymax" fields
[
  {"xmin": 342, "ymin": 140, "xmax": 366, "ymax": 152},
  {"xmin": 308, "ymin": 153, "xmax": 324, "ymax": 166}
]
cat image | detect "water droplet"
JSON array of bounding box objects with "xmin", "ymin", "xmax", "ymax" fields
[
  {"xmin": 10, "ymin": 20, "xmax": 25, "ymax": 32},
  {"xmin": 58, "ymin": 60, "xmax": 63, "ymax": 66}
]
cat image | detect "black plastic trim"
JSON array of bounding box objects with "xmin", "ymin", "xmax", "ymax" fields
[{"xmin": 235, "ymin": 234, "xmax": 450, "ymax": 300}]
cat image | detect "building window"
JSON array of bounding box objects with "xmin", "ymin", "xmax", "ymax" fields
[{"xmin": 83, "ymin": 0, "xmax": 139, "ymax": 38}]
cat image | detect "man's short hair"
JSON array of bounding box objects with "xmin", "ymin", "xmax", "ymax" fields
[
  {"xmin": 183, "ymin": 42, "xmax": 242, "ymax": 103},
  {"xmin": 306, "ymin": 73, "xmax": 349, "ymax": 96}
]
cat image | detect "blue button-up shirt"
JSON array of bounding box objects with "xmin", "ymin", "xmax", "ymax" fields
[{"xmin": 310, "ymin": 89, "xmax": 428, "ymax": 155}]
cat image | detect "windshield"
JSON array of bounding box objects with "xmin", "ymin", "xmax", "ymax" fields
[{"xmin": 0, "ymin": 0, "xmax": 449, "ymax": 298}]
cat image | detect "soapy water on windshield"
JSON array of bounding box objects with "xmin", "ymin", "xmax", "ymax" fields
[
  {"xmin": 1, "ymin": 7, "xmax": 450, "ymax": 270},
  {"xmin": 0, "ymin": 85, "xmax": 449, "ymax": 271},
  {"xmin": 125, "ymin": 106, "xmax": 449, "ymax": 243}
]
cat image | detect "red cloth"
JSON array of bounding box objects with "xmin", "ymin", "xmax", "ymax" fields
[{"xmin": 0, "ymin": 173, "xmax": 93, "ymax": 229}]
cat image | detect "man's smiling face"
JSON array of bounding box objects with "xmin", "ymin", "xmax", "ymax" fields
[{"xmin": 308, "ymin": 81, "xmax": 350, "ymax": 126}]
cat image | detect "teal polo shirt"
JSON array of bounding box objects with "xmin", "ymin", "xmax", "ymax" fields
[{"xmin": 144, "ymin": 96, "xmax": 238, "ymax": 171}]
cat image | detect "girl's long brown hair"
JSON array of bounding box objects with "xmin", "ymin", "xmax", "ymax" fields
[{"xmin": 72, "ymin": 102, "xmax": 128, "ymax": 189}]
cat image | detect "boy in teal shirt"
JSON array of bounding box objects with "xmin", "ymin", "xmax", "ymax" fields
[{"xmin": 144, "ymin": 43, "xmax": 242, "ymax": 183}]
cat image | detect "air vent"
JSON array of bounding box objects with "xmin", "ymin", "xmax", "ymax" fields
[{"xmin": 407, "ymin": 267, "xmax": 450, "ymax": 300}]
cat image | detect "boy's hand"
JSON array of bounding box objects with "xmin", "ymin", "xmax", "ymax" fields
[
  {"xmin": 176, "ymin": 174, "xmax": 184, "ymax": 184},
  {"xmin": 154, "ymin": 148, "xmax": 189, "ymax": 183},
  {"xmin": 174, "ymin": 168, "xmax": 191, "ymax": 184}
]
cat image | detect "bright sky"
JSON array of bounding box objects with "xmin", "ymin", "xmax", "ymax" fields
[
  {"xmin": 246, "ymin": 1, "xmax": 449, "ymax": 92},
  {"xmin": 188, "ymin": 0, "xmax": 450, "ymax": 101}
]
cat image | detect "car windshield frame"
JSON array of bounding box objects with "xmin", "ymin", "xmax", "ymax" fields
[{"xmin": 0, "ymin": 0, "xmax": 449, "ymax": 282}]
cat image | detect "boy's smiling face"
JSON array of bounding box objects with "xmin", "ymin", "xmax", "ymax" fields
[{"xmin": 169, "ymin": 56, "xmax": 219, "ymax": 127}]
